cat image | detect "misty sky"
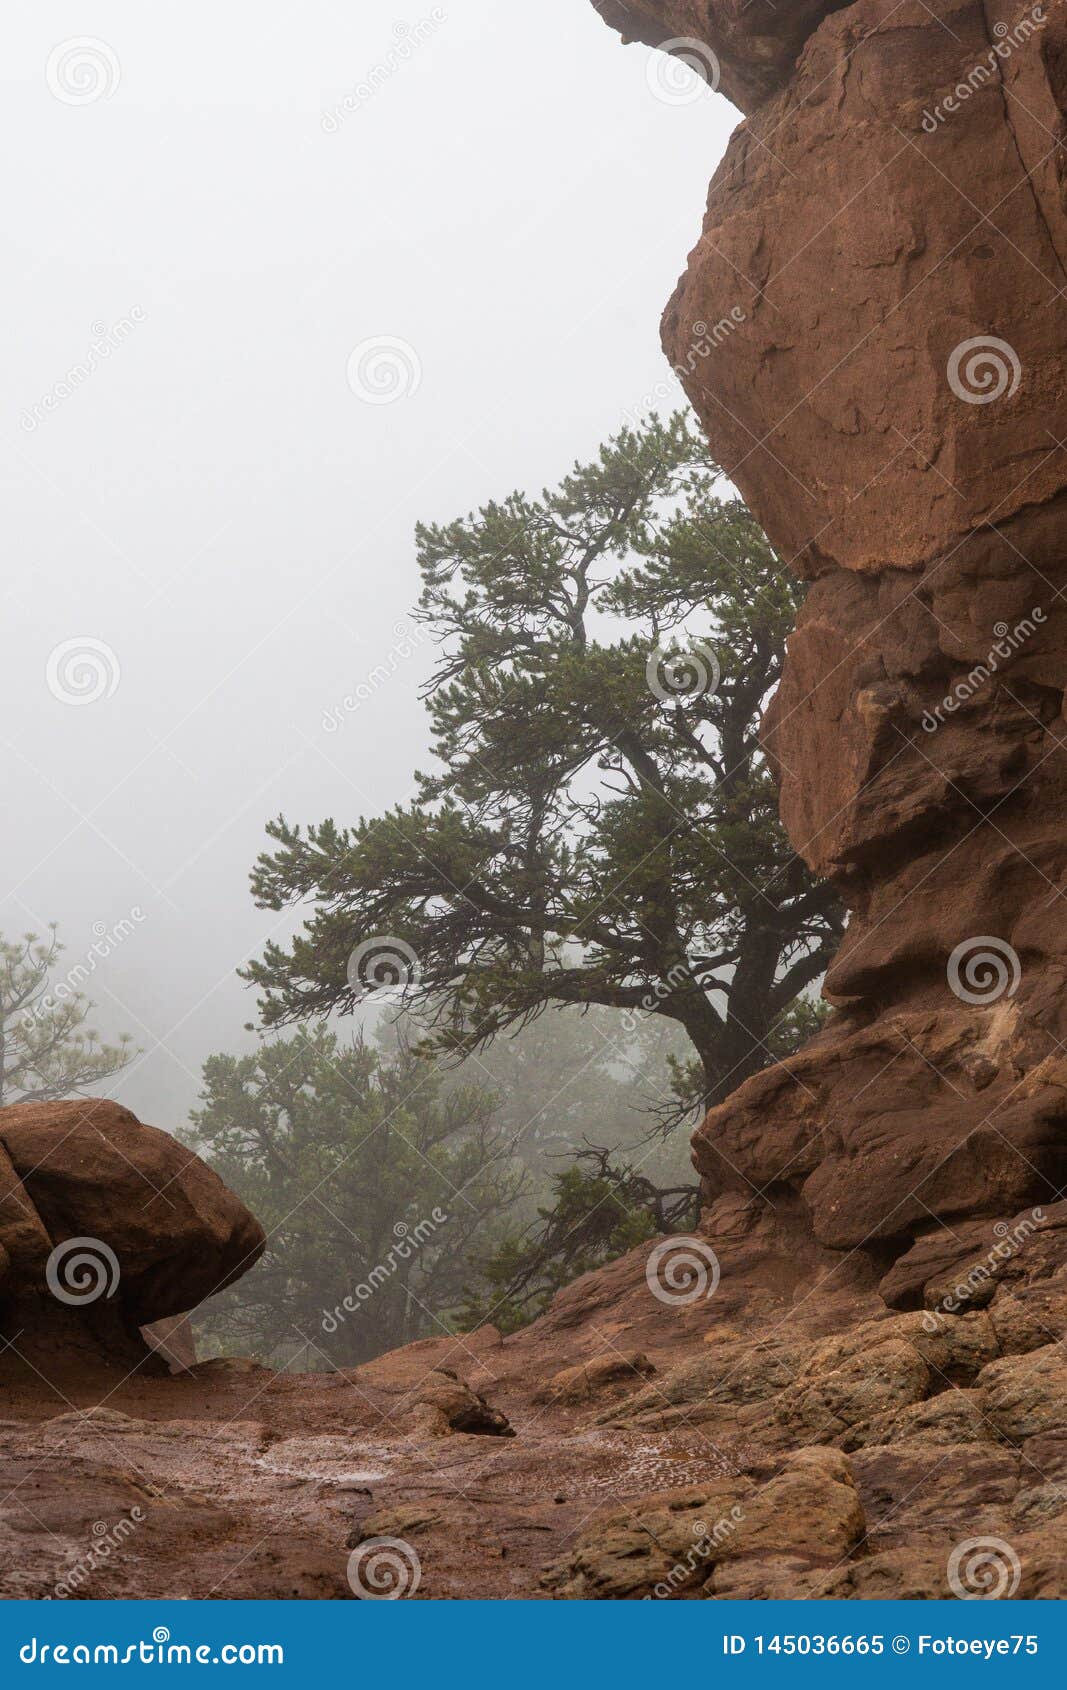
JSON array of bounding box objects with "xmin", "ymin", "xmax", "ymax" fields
[{"xmin": 2, "ymin": 2, "xmax": 737, "ymax": 1134}]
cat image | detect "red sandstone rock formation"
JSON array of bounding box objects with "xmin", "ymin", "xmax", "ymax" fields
[
  {"xmin": 594, "ymin": 0, "xmax": 1067, "ymax": 1307},
  {"xmin": 0, "ymin": 1099, "xmax": 263, "ymax": 1378},
  {"xmin": 594, "ymin": 0, "xmax": 849, "ymax": 108}
]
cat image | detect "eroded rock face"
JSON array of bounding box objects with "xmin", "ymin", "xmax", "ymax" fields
[
  {"xmin": 541, "ymin": 1446, "xmax": 865, "ymax": 1598},
  {"xmin": 592, "ymin": 1, "xmax": 850, "ymax": 111},
  {"xmin": 593, "ymin": 0, "xmax": 1067, "ymax": 1278},
  {"xmin": 0, "ymin": 1099, "xmax": 264, "ymax": 1372}
]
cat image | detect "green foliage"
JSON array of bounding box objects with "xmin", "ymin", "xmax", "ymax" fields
[
  {"xmin": 0, "ymin": 928, "xmax": 133, "ymax": 1105},
  {"xmin": 188, "ymin": 1026, "xmax": 525, "ymax": 1367},
  {"xmin": 460, "ymin": 1147, "xmax": 700, "ymax": 1333},
  {"xmin": 244, "ymin": 410, "xmax": 842, "ymax": 1126}
]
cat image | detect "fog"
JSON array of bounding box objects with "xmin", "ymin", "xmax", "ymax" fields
[{"xmin": 2, "ymin": 1, "xmax": 736, "ymax": 1134}]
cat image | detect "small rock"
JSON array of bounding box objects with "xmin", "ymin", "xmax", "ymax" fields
[
  {"xmin": 396, "ymin": 1370, "xmax": 514, "ymax": 1439},
  {"xmin": 533, "ymin": 1352, "xmax": 655, "ymax": 1407}
]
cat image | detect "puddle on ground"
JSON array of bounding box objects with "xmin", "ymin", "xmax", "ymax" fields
[{"xmin": 253, "ymin": 1433, "xmax": 390, "ymax": 1486}]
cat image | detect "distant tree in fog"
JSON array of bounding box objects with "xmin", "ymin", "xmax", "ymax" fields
[
  {"xmin": 0, "ymin": 928, "xmax": 133, "ymax": 1106},
  {"xmin": 379, "ymin": 1002, "xmax": 693, "ymax": 1182},
  {"xmin": 189, "ymin": 1026, "xmax": 524, "ymax": 1367},
  {"xmin": 244, "ymin": 412, "xmax": 841, "ymax": 1123},
  {"xmin": 197, "ymin": 1009, "xmax": 708, "ymax": 1358}
]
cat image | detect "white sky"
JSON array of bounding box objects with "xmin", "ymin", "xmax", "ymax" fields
[{"xmin": 1, "ymin": 0, "xmax": 737, "ymax": 1132}]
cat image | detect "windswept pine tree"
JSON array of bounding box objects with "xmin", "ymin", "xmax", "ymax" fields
[{"xmin": 244, "ymin": 413, "xmax": 841, "ymax": 1121}]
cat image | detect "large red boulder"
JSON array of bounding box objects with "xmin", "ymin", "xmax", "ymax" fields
[{"xmin": 0, "ymin": 1099, "xmax": 264, "ymax": 1327}]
